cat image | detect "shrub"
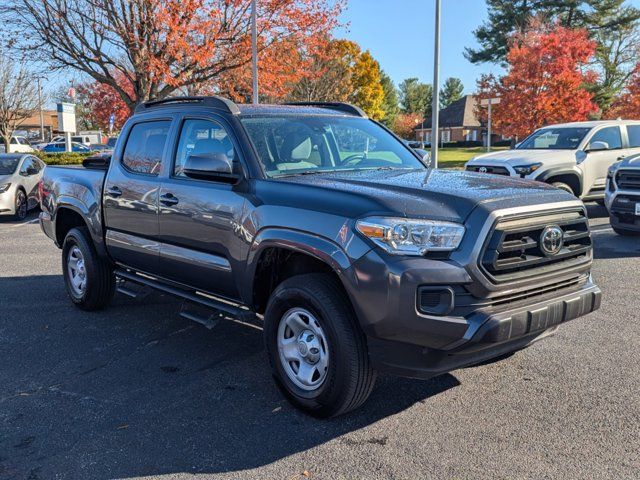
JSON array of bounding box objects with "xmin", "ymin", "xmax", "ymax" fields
[{"xmin": 35, "ymin": 151, "xmax": 91, "ymax": 165}]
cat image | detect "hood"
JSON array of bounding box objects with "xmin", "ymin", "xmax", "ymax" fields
[
  {"xmin": 468, "ymin": 149, "xmax": 579, "ymax": 166},
  {"xmin": 617, "ymin": 154, "xmax": 640, "ymax": 170},
  {"xmin": 0, "ymin": 174, "xmax": 12, "ymax": 184},
  {"xmin": 266, "ymin": 169, "xmax": 573, "ymax": 223}
]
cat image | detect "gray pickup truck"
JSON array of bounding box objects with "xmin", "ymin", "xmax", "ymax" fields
[
  {"xmin": 605, "ymin": 154, "xmax": 640, "ymax": 235},
  {"xmin": 40, "ymin": 97, "xmax": 601, "ymax": 417}
]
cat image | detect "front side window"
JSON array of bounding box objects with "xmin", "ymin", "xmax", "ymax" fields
[
  {"xmin": 627, "ymin": 125, "xmax": 640, "ymax": 148},
  {"xmin": 174, "ymin": 119, "xmax": 235, "ymax": 177},
  {"xmin": 241, "ymin": 115, "xmax": 424, "ymax": 177},
  {"xmin": 518, "ymin": 127, "xmax": 591, "ymax": 150},
  {"xmin": 589, "ymin": 126, "xmax": 622, "ymax": 150},
  {"xmin": 122, "ymin": 121, "xmax": 171, "ymax": 175}
]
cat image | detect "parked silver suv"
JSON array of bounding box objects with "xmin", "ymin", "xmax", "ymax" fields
[{"xmin": 605, "ymin": 154, "xmax": 640, "ymax": 235}]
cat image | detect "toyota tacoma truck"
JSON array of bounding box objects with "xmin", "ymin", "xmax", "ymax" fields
[
  {"xmin": 466, "ymin": 120, "xmax": 640, "ymax": 203},
  {"xmin": 605, "ymin": 154, "xmax": 640, "ymax": 235},
  {"xmin": 39, "ymin": 97, "xmax": 601, "ymax": 417}
]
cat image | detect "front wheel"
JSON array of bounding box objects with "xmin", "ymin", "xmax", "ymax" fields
[
  {"xmin": 62, "ymin": 227, "xmax": 115, "ymax": 311},
  {"xmin": 264, "ymin": 273, "xmax": 376, "ymax": 418},
  {"xmin": 14, "ymin": 189, "xmax": 27, "ymax": 220}
]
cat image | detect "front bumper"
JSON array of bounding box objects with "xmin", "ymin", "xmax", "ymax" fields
[
  {"xmin": 367, "ymin": 279, "xmax": 601, "ymax": 379},
  {"xmin": 607, "ymin": 192, "xmax": 640, "ymax": 232},
  {"xmin": 0, "ymin": 186, "xmax": 16, "ymax": 215}
]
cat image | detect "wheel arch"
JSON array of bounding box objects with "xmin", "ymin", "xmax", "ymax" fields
[
  {"xmin": 536, "ymin": 167, "xmax": 584, "ymax": 197},
  {"xmin": 54, "ymin": 199, "xmax": 107, "ymax": 257}
]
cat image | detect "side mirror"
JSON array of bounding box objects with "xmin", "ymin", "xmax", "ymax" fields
[
  {"xmin": 26, "ymin": 167, "xmax": 39, "ymax": 175},
  {"xmin": 587, "ymin": 141, "xmax": 609, "ymax": 152},
  {"xmin": 183, "ymin": 153, "xmax": 239, "ymax": 181}
]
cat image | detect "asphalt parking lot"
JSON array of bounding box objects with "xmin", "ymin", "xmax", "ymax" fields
[{"xmin": 1, "ymin": 205, "xmax": 638, "ymax": 480}]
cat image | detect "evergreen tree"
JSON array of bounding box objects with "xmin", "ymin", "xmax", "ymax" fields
[
  {"xmin": 398, "ymin": 78, "xmax": 433, "ymax": 118},
  {"xmin": 380, "ymin": 71, "xmax": 400, "ymax": 127},
  {"xmin": 440, "ymin": 77, "xmax": 464, "ymax": 109}
]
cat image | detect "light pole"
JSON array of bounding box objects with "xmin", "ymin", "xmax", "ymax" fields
[
  {"xmin": 430, "ymin": 0, "xmax": 441, "ymax": 168},
  {"xmin": 36, "ymin": 77, "xmax": 45, "ymax": 141},
  {"xmin": 251, "ymin": 0, "xmax": 259, "ymax": 105},
  {"xmin": 481, "ymin": 97, "xmax": 501, "ymax": 152}
]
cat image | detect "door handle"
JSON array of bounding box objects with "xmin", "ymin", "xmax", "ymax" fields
[
  {"xmin": 106, "ymin": 186, "xmax": 122, "ymax": 198},
  {"xmin": 160, "ymin": 193, "xmax": 179, "ymax": 206}
]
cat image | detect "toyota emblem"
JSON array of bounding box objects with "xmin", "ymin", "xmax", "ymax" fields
[
  {"xmin": 479, "ymin": 166, "xmax": 488, "ymax": 173},
  {"xmin": 540, "ymin": 225, "xmax": 564, "ymax": 256}
]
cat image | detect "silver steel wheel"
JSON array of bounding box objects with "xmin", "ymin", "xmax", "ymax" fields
[
  {"xmin": 277, "ymin": 308, "xmax": 329, "ymax": 391},
  {"xmin": 67, "ymin": 246, "xmax": 87, "ymax": 296}
]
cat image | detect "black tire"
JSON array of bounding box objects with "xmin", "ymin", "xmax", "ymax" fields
[
  {"xmin": 612, "ymin": 225, "xmax": 640, "ymax": 236},
  {"xmin": 264, "ymin": 273, "xmax": 376, "ymax": 418},
  {"xmin": 595, "ymin": 199, "xmax": 606, "ymax": 206},
  {"xmin": 14, "ymin": 189, "xmax": 27, "ymax": 220},
  {"xmin": 62, "ymin": 227, "xmax": 115, "ymax": 311},
  {"xmin": 551, "ymin": 182, "xmax": 575, "ymax": 196}
]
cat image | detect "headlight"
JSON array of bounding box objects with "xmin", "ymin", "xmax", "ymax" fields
[
  {"xmin": 356, "ymin": 217, "xmax": 465, "ymax": 255},
  {"xmin": 513, "ymin": 163, "xmax": 542, "ymax": 177},
  {"xmin": 0, "ymin": 183, "xmax": 11, "ymax": 194}
]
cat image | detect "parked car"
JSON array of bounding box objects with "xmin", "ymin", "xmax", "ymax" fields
[
  {"xmin": 605, "ymin": 154, "xmax": 640, "ymax": 235},
  {"xmin": 0, "ymin": 136, "xmax": 35, "ymax": 153},
  {"xmin": 39, "ymin": 97, "xmax": 601, "ymax": 417},
  {"xmin": 465, "ymin": 120, "xmax": 640, "ymax": 203},
  {"xmin": 41, "ymin": 142, "xmax": 93, "ymax": 153},
  {"xmin": 0, "ymin": 154, "xmax": 45, "ymax": 219}
]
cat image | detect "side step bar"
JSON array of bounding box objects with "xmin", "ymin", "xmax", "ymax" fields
[{"xmin": 114, "ymin": 269, "xmax": 256, "ymax": 324}]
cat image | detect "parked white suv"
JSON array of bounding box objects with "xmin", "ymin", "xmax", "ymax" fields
[
  {"xmin": 0, "ymin": 136, "xmax": 35, "ymax": 153},
  {"xmin": 465, "ymin": 120, "xmax": 640, "ymax": 202}
]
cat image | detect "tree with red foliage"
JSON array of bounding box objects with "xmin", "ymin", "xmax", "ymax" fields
[
  {"xmin": 76, "ymin": 73, "xmax": 133, "ymax": 132},
  {"xmin": 476, "ymin": 20, "xmax": 599, "ymax": 139},
  {"xmin": 392, "ymin": 113, "xmax": 423, "ymax": 140},
  {"xmin": 3, "ymin": 0, "xmax": 343, "ymax": 112},
  {"xmin": 606, "ymin": 65, "xmax": 640, "ymax": 119}
]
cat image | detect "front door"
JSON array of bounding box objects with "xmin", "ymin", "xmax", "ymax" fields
[
  {"xmin": 103, "ymin": 119, "xmax": 172, "ymax": 273},
  {"xmin": 580, "ymin": 125, "xmax": 624, "ymax": 196},
  {"xmin": 158, "ymin": 117, "xmax": 247, "ymax": 300}
]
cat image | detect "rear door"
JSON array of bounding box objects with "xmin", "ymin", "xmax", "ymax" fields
[
  {"xmin": 622, "ymin": 124, "xmax": 640, "ymax": 160},
  {"xmin": 580, "ymin": 125, "xmax": 624, "ymax": 197},
  {"xmin": 103, "ymin": 119, "xmax": 172, "ymax": 273},
  {"xmin": 157, "ymin": 115, "xmax": 246, "ymax": 300}
]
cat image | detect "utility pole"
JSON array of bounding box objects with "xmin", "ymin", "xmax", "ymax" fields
[
  {"xmin": 430, "ymin": 0, "xmax": 441, "ymax": 168},
  {"xmin": 251, "ymin": 0, "xmax": 259, "ymax": 105},
  {"xmin": 36, "ymin": 77, "xmax": 45, "ymax": 141},
  {"xmin": 481, "ymin": 97, "xmax": 501, "ymax": 152}
]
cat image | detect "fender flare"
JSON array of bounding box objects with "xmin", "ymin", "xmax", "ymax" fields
[
  {"xmin": 241, "ymin": 227, "xmax": 353, "ymax": 305},
  {"xmin": 535, "ymin": 167, "xmax": 584, "ymax": 196},
  {"xmin": 54, "ymin": 196, "xmax": 107, "ymax": 257}
]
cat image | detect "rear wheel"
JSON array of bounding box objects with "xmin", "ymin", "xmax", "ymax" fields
[
  {"xmin": 62, "ymin": 227, "xmax": 115, "ymax": 310},
  {"xmin": 551, "ymin": 182, "xmax": 575, "ymax": 196},
  {"xmin": 264, "ymin": 273, "xmax": 376, "ymax": 418},
  {"xmin": 14, "ymin": 189, "xmax": 27, "ymax": 220}
]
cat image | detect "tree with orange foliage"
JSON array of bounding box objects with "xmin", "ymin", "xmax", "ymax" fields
[
  {"xmin": 606, "ymin": 65, "xmax": 640, "ymax": 119},
  {"xmin": 476, "ymin": 20, "xmax": 599, "ymax": 139},
  {"xmin": 3, "ymin": 0, "xmax": 343, "ymax": 112},
  {"xmin": 76, "ymin": 73, "xmax": 133, "ymax": 132}
]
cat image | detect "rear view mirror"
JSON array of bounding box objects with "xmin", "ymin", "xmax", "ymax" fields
[
  {"xmin": 587, "ymin": 141, "xmax": 609, "ymax": 152},
  {"xmin": 183, "ymin": 153, "xmax": 239, "ymax": 182}
]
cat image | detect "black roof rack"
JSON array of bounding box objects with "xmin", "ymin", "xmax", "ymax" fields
[
  {"xmin": 284, "ymin": 102, "xmax": 368, "ymax": 118},
  {"xmin": 135, "ymin": 96, "xmax": 241, "ymax": 115}
]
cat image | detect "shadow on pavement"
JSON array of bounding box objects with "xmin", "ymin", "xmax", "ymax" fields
[
  {"xmin": 584, "ymin": 202, "xmax": 608, "ymax": 219},
  {"xmin": 0, "ymin": 274, "xmax": 460, "ymax": 479}
]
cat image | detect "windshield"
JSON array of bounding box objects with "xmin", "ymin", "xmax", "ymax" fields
[
  {"xmin": 241, "ymin": 115, "xmax": 425, "ymax": 177},
  {"xmin": 0, "ymin": 158, "xmax": 20, "ymax": 175},
  {"xmin": 517, "ymin": 127, "xmax": 591, "ymax": 150}
]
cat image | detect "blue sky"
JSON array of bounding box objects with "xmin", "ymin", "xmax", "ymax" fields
[{"xmin": 338, "ymin": 0, "xmax": 640, "ymax": 94}]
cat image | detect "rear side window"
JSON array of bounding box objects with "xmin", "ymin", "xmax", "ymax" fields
[
  {"xmin": 122, "ymin": 121, "xmax": 171, "ymax": 175},
  {"xmin": 627, "ymin": 125, "xmax": 640, "ymax": 148},
  {"xmin": 589, "ymin": 126, "xmax": 622, "ymax": 149}
]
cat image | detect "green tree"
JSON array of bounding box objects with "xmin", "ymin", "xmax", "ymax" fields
[
  {"xmin": 380, "ymin": 71, "xmax": 399, "ymax": 127},
  {"xmin": 398, "ymin": 78, "xmax": 433, "ymax": 118},
  {"xmin": 466, "ymin": 0, "xmax": 640, "ymax": 112},
  {"xmin": 440, "ymin": 77, "xmax": 464, "ymax": 109}
]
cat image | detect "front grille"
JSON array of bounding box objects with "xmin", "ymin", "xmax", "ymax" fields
[
  {"xmin": 466, "ymin": 165, "xmax": 510, "ymax": 176},
  {"xmin": 616, "ymin": 170, "xmax": 640, "ymax": 191},
  {"xmin": 481, "ymin": 209, "xmax": 592, "ymax": 283}
]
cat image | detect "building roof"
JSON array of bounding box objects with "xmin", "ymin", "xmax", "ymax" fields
[{"xmin": 420, "ymin": 95, "xmax": 480, "ymax": 129}]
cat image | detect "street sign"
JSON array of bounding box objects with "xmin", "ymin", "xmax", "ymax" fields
[
  {"xmin": 480, "ymin": 98, "xmax": 501, "ymax": 106},
  {"xmin": 109, "ymin": 113, "xmax": 116, "ymax": 134},
  {"xmin": 56, "ymin": 102, "xmax": 77, "ymax": 133}
]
